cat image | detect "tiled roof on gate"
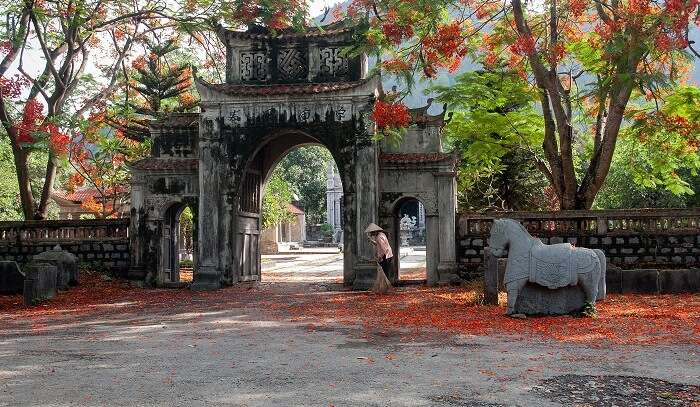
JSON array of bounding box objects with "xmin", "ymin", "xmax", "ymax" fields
[
  {"xmin": 217, "ymin": 22, "xmax": 353, "ymax": 41},
  {"xmin": 149, "ymin": 113, "xmax": 199, "ymax": 128},
  {"xmin": 129, "ymin": 157, "xmax": 199, "ymax": 171},
  {"xmin": 198, "ymin": 80, "xmax": 371, "ymax": 96},
  {"xmin": 379, "ymin": 153, "xmax": 454, "ymax": 164}
]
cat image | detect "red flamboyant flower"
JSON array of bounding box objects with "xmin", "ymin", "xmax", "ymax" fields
[
  {"xmin": 381, "ymin": 10, "xmax": 414, "ymax": 45},
  {"xmin": 371, "ymin": 100, "xmax": 411, "ymax": 130},
  {"xmin": 14, "ymin": 99, "xmax": 44, "ymax": 145},
  {"xmin": 43, "ymin": 123, "xmax": 70, "ymax": 155},
  {"xmin": 509, "ymin": 35, "xmax": 537, "ymax": 57},
  {"xmin": 569, "ymin": 0, "xmax": 587, "ymax": 17}
]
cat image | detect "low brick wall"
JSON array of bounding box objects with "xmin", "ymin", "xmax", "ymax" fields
[
  {"xmin": 458, "ymin": 209, "xmax": 700, "ymax": 279},
  {"xmin": 0, "ymin": 219, "xmax": 130, "ymax": 275}
]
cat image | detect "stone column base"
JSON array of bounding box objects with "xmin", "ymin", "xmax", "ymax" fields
[
  {"xmin": 191, "ymin": 265, "xmax": 221, "ymax": 291},
  {"xmin": 352, "ymin": 262, "xmax": 378, "ymax": 290},
  {"xmin": 437, "ymin": 262, "xmax": 461, "ymax": 285}
]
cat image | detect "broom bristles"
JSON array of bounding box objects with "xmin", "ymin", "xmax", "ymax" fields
[{"xmin": 372, "ymin": 264, "xmax": 393, "ymax": 294}]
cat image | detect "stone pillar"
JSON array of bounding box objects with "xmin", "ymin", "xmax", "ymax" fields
[
  {"xmin": 128, "ymin": 173, "xmax": 147, "ymax": 279},
  {"xmin": 342, "ymin": 192, "xmax": 356, "ymax": 285},
  {"xmin": 483, "ymin": 247, "xmax": 499, "ymax": 305},
  {"xmin": 436, "ymin": 173, "xmax": 459, "ymax": 283},
  {"xmin": 352, "ymin": 145, "xmax": 380, "ymax": 290},
  {"xmin": 426, "ymin": 215, "xmax": 440, "ymax": 285},
  {"xmin": 418, "ymin": 201, "xmax": 425, "ymax": 228},
  {"xmin": 192, "ymin": 117, "xmax": 221, "ymax": 290}
]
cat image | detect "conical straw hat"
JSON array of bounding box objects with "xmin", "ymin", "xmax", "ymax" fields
[{"xmin": 365, "ymin": 223, "xmax": 384, "ymax": 233}]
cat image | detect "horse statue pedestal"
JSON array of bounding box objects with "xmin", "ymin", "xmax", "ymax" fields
[
  {"xmin": 515, "ymin": 282, "xmax": 588, "ymax": 315},
  {"xmin": 487, "ymin": 219, "xmax": 607, "ymax": 316}
]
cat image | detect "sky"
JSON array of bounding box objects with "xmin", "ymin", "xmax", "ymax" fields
[{"xmin": 9, "ymin": 0, "xmax": 700, "ymax": 110}]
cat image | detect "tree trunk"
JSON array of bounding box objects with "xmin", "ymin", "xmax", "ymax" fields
[
  {"xmin": 11, "ymin": 143, "xmax": 36, "ymax": 220},
  {"xmin": 34, "ymin": 153, "xmax": 58, "ymax": 219}
]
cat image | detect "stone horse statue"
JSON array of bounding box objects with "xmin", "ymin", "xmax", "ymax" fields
[{"xmin": 488, "ymin": 219, "xmax": 606, "ymax": 315}]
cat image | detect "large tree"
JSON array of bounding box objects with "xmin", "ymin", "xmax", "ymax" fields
[
  {"xmin": 347, "ymin": 0, "xmax": 700, "ymax": 209},
  {"xmin": 0, "ymin": 0, "xmax": 166, "ymax": 219}
]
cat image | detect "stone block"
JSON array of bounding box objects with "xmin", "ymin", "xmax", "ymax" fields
[
  {"xmin": 32, "ymin": 245, "xmax": 79, "ymax": 288},
  {"xmin": 0, "ymin": 261, "xmax": 25, "ymax": 295},
  {"xmin": 116, "ymin": 244, "xmax": 127, "ymax": 251},
  {"xmin": 606, "ymin": 266, "xmax": 622, "ymax": 294},
  {"xmin": 23, "ymin": 263, "xmax": 57, "ymax": 305},
  {"xmin": 464, "ymin": 249, "xmax": 477, "ymax": 256},
  {"xmin": 621, "ymin": 248, "xmax": 634, "ymax": 254},
  {"xmin": 658, "ymin": 269, "xmax": 700, "ymax": 293},
  {"xmin": 472, "ymin": 239, "xmax": 483, "ymax": 247},
  {"xmin": 550, "ymin": 237, "xmax": 564, "ymax": 244},
  {"xmin": 624, "ymin": 256, "xmax": 639, "ymax": 264},
  {"xmin": 629, "ymin": 237, "xmax": 640, "ymax": 245},
  {"xmin": 103, "ymin": 243, "xmax": 114, "ymax": 252},
  {"xmin": 660, "ymin": 247, "xmax": 672, "ymax": 254},
  {"xmin": 616, "ymin": 237, "xmax": 625, "ymax": 244},
  {"xmin": 567, "ymin": 237, "xmax": 577, "ymax": 245},
  {"xmin": 514, "ymin": 283, "xmax": 586, "ymax": 315},
  {"xmin": 621, "ymin": 269, "xmax": 659, "ymax": 294},
  {"xmin": 674, "ymin": 247, "xmax": 687, "ymax": 254},
  {"xmin": 602, "ymin": 237, "xmax": 612, "ymax": 245},
  {"xmin": 588, "ymin": 237, "xmax": 598, "ymax": 245},
  {"xmin": 671, "ymin": 256, "xmax": 683, "ymax": 264}
]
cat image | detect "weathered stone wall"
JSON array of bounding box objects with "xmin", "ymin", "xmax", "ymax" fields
[
  {"xmin": 0, "ymin": 219, "xmax": 130, "ymax": 276},
  {"xmin": 458, "ymin": 209, "xmax": 700, "ymax": 280}
]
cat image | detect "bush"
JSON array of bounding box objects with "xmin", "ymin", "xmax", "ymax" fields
[
  {"xmin": 320, "ymin": 223, "xmax": 334, "ymax": 236},
  {"xmin": 179, "ymin": 259, "xmax": 194, "ymax": 268}
]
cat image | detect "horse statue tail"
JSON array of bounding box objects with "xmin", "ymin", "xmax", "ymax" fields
[{"xmin": 594, "ymin": 249, "xmax": 607, "ymax": 300}]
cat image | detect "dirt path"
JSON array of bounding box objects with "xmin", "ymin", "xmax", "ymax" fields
[{"xmin": 0, "ymin": 275, "xmax": 698, "ymax": 406}]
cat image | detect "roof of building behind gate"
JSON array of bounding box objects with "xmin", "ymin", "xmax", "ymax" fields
[
  {"xmin": 196, "ymin": 79, "xmax": 372, "ymax": 97},
  {"xmin": 129, "ymin": 157, "xmax": 199, "ymax": 171}
]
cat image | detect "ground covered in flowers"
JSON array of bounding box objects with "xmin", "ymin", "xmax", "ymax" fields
[{"xmin": 1, "ymin": 272, "xmax": 698, "ymax": 346}]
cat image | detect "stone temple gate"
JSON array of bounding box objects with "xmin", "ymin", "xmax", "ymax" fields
[{"xmin": 128, "ymin": 23, "xmax": 459, "ymax": 290}]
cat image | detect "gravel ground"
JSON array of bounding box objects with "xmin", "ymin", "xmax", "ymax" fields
[
  {"xmin": 1, "ymin": 253, "xmax": 698, "ymax": 406},
  {"xmin": 1, "ymin": 280, "xmax": 698, "ymax": 407}
]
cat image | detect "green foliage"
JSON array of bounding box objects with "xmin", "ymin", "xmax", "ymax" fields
[
  {"xmin": 320, "ymin": 222, "xmax": 333, "ymax": 236},
  {"xmin": 261, "ymin": 174, "xmax": 294, "ymax": 230},
  {"xmin": 619, "ymin": 86, "xmax": 700, "ymax": 196},
  {"xmin": 431, "ymin": 70, "xmax": 548, "ymax": 211},
  {"xmin": 272, "ymin": 146, "xmax": 334, "ymax": 224},
  {"xmin": 0, "ymin": 137, "xmax": 61, "ymax": 220}
]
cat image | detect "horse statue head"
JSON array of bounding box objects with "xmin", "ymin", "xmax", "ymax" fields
[{"xmin": 488, "ymin": 219, "xmax": 509, "ymax": 257}]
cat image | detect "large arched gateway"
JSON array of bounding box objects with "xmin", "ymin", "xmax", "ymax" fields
[{"xmin": 129, "ymin": 23, "xmax": 459, "ymax": 290}]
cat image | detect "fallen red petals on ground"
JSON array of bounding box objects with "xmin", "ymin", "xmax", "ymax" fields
[{"xmin": 1, "ymin": 273, "xmax": 698, "ymax": 346}]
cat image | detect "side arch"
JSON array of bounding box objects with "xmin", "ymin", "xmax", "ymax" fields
[{"xmin": 383, "ymin": 195, "xmax": 439, "ymax": 285}]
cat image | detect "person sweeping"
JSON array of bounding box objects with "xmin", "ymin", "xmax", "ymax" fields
[{"xmin": 365, "ymin": 223, "xmax": 393, "ymax": 293}]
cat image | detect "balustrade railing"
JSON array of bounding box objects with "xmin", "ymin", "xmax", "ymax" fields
[
  {"xmin": 459, "ymin": 208, "xmax": 700, "ymax": 237},
  {"xmin": 0, "ymin": 218, "xmax": 129, "ymax": 243}
]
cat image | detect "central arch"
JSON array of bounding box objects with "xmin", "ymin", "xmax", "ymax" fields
[{"xmin": 233, "ymin": 130, "xmax": 352, "ymax": 283}]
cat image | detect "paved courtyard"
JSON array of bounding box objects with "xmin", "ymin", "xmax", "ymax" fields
[{"xmin": 0, "ymin": 255, "xmax": 698, "ymax": 406}]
